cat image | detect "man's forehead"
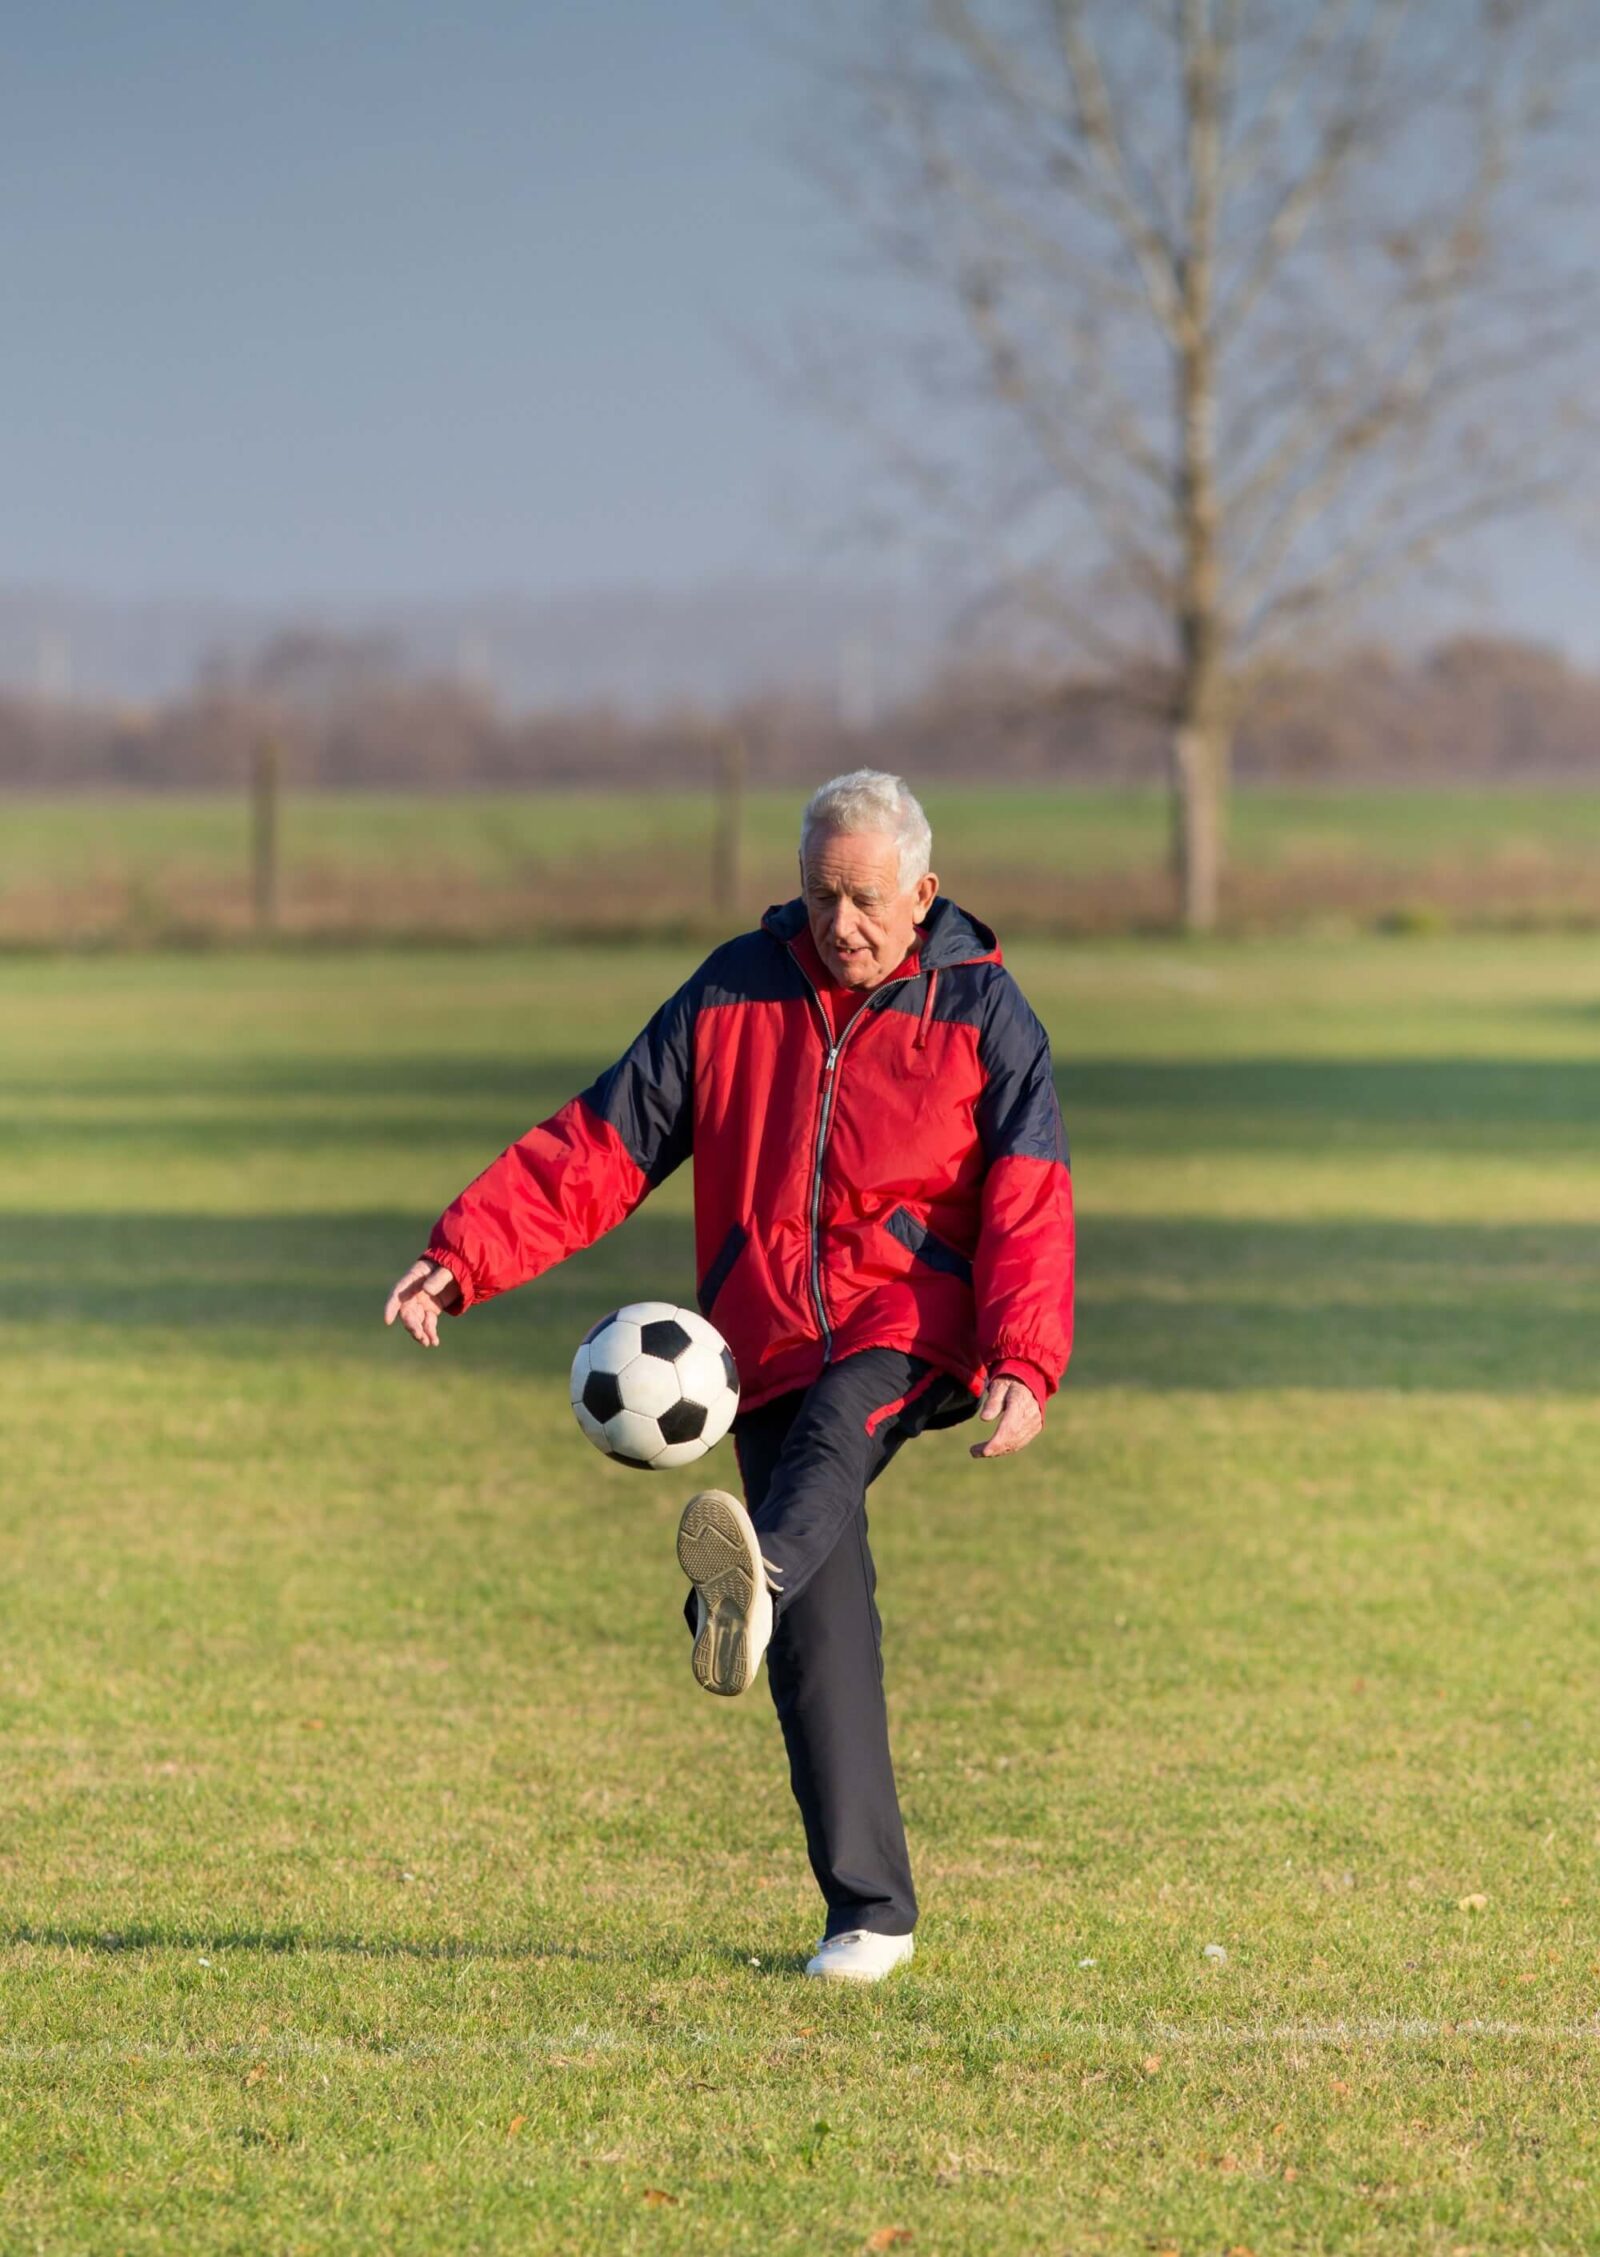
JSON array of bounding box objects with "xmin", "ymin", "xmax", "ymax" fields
[{"xmin": 801, "ymin": 829, "xmax": 900, "ymax": 888}]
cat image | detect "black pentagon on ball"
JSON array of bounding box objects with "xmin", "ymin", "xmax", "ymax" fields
[
  {"xmin": 582, "ymin": 1367, "xmax": 624, "ymax": 1424},
  {"xmin": 609, "ymin": 1451, "xmax": 656, "ymax": 1471},
  {"xmin": 721, "ymin": 1346, "xmax": 738, "ymax": 1394},
  {"xmin": 657, "ymin": 1398, "xmax": 708, "ymax": 1446},
  {"xmin": 581, "ymin": 1310, "xmax": 619, "ymax": 1348},
  {"xmin": 640, "ymin": 1317, "xmax": 693, "ymax": 1362}
]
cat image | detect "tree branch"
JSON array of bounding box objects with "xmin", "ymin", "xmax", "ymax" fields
[
  {"xmin": 1244, "ymin": 470, "xmax": 1571, "ymax": 653},
  {"xmin": 1218, "ymin": 0, "xmax": 1359, "ymax": 194},
  {"xmin": 1049, "ymin": 0, "xmax": 1187, "ymax": 340},
  {"xmin": 1217, "ymin": 0, "xmax": 1414, "ymax": 337}
]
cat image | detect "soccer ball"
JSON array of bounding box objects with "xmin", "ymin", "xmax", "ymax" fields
[{"xmin": 570, "ymin": 1301, "xmax": 740, "ymax": 1470}]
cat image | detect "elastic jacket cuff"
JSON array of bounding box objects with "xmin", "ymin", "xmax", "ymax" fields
[
  {"xmin": 424, "ymin": 1244, "xmax": 477, "ymax": 1312},
  {"xmin": 992, "ymin": 1357, "xmax": 1048, "ymax": 1413}
]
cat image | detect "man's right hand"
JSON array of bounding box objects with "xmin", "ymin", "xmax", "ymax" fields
[{"xmin": 383, "ymin": 1258, "xmax": 464, "ymax": 1348}]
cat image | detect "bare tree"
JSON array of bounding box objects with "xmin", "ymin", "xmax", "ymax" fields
[{"xmin": 789, "ymin": 0, "xmax": 1597, "ymax": 928}]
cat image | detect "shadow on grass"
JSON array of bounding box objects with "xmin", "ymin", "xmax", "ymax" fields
[
  {"xmin": 4, "ymin": 1924, "xmax": 814, "ymax": 1975},
  {"xmin": 1075, "ymin": 1215, "xmax": 1599, "ymax": 1391},
  {"xmin": 7, "ymin": 1054, "xmax": 1600, "ymax": 1159},
  {"xmin": 6, "ymin": 1209, "xmax": 694, "ymax": 1352},
  {"xmin": 4, "ymin": 1922, "xmax": 613, "ymax": 1963},
  {"xmin": 9, "ymin": 1208, "xmax": 1598, "ymax": 1392},
  {"xmin": 0, "ymin": 1055, "xmax": 599, "ymax": 1160},
  {"xmin": 1058, "ymin": 1056, "xmax": 1600, "ymax": 1155}
]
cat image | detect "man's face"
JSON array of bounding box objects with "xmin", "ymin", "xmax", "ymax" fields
[{"xmin": 800, "ymin": 827, "xmax": 939, "ymax": 990}]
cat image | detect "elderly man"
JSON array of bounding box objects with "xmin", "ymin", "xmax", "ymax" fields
[{"xmin": 384, "ymin": 770, "xmax": 1074, "ymax": 1982}]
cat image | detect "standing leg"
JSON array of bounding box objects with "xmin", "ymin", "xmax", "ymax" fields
[
  {"xmin": 729, "ymin": 1352, "xmax": 972, "ymax": 1940},
  {"xmin": 766, "ymin": 1497, "xmax": 915, "ymax": 1937}
]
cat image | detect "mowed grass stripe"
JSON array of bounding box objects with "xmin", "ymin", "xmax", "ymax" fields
[{"xmin": 1, "ymin": 936, "xmax": 1597, "ymax": 2253}]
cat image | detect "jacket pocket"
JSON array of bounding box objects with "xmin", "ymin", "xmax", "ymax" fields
[
  {"xmin": 883, "ymin": 1205, "xmax": 973, "ymax": 1287},
  {"xmin": 697, "ymin": 1221, "xmax": 749, "ymax": 1317}
]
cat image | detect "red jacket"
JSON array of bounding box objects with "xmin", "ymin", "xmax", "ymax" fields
[{"xmin": 426, "ymin": 896, "xmax": 1074, "ymax": 1412}]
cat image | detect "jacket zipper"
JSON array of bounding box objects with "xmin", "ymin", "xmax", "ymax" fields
[{"xmin": 792, "ymin": 959, "xmax": 921, "ymax": 1359}]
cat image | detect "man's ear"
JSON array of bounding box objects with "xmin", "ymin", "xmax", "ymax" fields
[{"xmin": 914, "ymin": 870, "xmax": 939, "ymax": 918}]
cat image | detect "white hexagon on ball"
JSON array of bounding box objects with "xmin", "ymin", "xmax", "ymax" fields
[
  {"xmin": 681, "ymin": 1308, "xmax": 726, "ymax": 1352},
  {"xmin": 616, "ymin": 1352, "xmax": 680, "ymax": 1420},
  {"xmin": 674, "ymin": 1339, "xmax": 732, "ymax": 1425},
  {"xmin": 586, "ymin": 1317, "xmax": 642, "ymax": 1376},
  {"xmin": 652, "ymin": 1437, "xmax": 716, "ymax": 1471}
]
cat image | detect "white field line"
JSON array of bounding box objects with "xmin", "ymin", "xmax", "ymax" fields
[{"xmin": 4, "ymin": 2018, "xmax": 1600, "ymax": 2065}]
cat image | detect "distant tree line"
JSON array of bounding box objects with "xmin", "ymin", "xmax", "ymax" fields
[{"xmin": 1, "ymin": 633, "xmax": 1596, "ymax": 793}]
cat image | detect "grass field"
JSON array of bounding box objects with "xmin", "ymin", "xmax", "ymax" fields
[
  {"xmin": 7, "ymin": 784, "xmax": 1600, "ymax": 941},
  {"xmin": 3, "ymin": 930, "xmax": 1599, "ymax": 2253}
]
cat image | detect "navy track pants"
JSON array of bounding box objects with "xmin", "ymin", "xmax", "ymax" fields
[{"xmin": 731, "ymin": 1348, "xmax": 975, "ymax": 1941}]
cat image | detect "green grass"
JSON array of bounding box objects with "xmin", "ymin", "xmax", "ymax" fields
[
  {"xmin": 6, "ymin": 785, "xmax": 1600, "ymax": 942},
  {"xmin": 3, "ymin": 932, "xmax": 1599, "ymax": 2253}
]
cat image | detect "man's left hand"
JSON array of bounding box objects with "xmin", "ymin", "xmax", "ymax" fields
[{"xmin": 969, "ymin": 1375, "xmax": 1044, "ymax": 1459}]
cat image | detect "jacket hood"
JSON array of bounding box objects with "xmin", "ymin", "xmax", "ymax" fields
[{"xmin": 760, "ymin": 894, "xmax": 1002, "ymax": 970}]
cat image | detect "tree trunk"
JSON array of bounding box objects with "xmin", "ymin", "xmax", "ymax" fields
[
  {"xmin": 1170, "ymin": 715, "xmax": 1224, "ymax": 934},
  {"xmin": 1169, "ymin": 0, "xmax": 1226, "ymax": 938}
]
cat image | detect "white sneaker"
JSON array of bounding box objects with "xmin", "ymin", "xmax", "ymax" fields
[
  {"xmin": 676, "ymin": 1489, "xmax": 774, "ymax": 1697},
  {"xmin": 804, "ymin": 1930, "xmax": 915, "ymax": 1984}
]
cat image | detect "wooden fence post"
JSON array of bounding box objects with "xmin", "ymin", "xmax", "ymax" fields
[
  {"xmin": 712, "ymin": 734, "xmax": 745, "ymax": 921},
  {"xmin": 252, "ymin": 735, "xmax": 281, "ymax": 935}
]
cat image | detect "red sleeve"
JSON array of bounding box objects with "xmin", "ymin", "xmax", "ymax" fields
[
  {"xmin": 974, "ymin": 974, "xmax": 1074, "ymax": 1394},
  {"xmin": 427, "ymin": 1095, "xmax": 650, "ymax": 1310},
  {"xmin": 426, "ymin": 975, "xmax": 698, "ymax": 1309},
  {"xmin": 976, "ymin": 1156, "xmax": 1075, "ymax": 1395}
]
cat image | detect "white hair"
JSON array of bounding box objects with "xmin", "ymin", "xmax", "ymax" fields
[{"xmin": 800, "ymin": 769, "xmax": 933, "ymax": 891}]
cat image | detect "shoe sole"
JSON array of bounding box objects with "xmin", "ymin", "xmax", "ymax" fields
[
  {"xmin": 806, "ymin": 1963, "xmax": 906, "ymax": 1984},
  {"xmin": 676, "ymin": 1489, "xmax": 765, "ymax": 1697},
  {"xmin": 806, "ymin": 1940, "xmax": 915, "ymax": 1984}
]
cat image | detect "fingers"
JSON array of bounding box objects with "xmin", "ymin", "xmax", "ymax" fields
[
  {"xmin": 971, "ymin": 1399, "xmax": 1032, "ymax": 1456},
  {"xmin": 969, "ymin": 1377, "xmax": 1044, "ymax": 1459},
  {"xmin": 383, "ymin": 1259, "xmax": 459, "ymax": 1347},
  {"xmin": 383, "ymin": 1259, "xmax": 431, "ymax": 1326}
]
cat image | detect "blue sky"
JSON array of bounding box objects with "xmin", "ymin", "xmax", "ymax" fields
[
  {"xmin": 0, "ymin": 0, "xmax": 851, "ymax": 604},
  {"xmin": 1, "ymin": 0, "xmax": 1594, "ymax": 659}
]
